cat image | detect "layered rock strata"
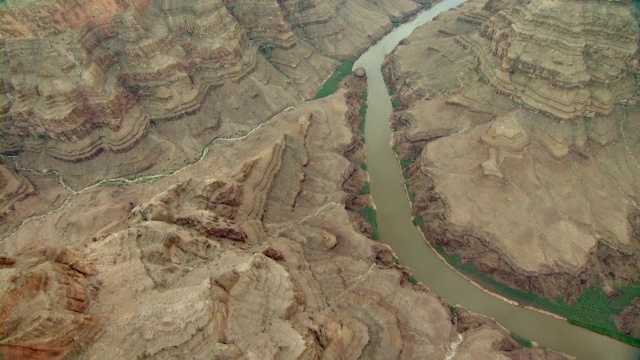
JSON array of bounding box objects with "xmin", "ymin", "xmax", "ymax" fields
[
  {"xmin": 1, "ymin": 0, "xmax": 420, "ymax": 174},
  {"xmin": 0, "ymin": 164, "xmax": 37, "ymax": 223},
  {"xmin": 462, "ymin": 0, "xmax": 639, "ymax": 119},
  {"xmin": 1, "ymin": 81, "xmax": 565, "ymax": 359},
  {"xmin": 385, "ymin": 0, "xmax": 640, "ymax": 338}
]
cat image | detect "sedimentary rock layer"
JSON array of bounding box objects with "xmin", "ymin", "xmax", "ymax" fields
[
  {"xmin": 0, "ymin": 164, "xmax": 36, "ymax": 222},
  {"xmin": 0, "ymin": 247, "xmax": 99, "ymax": 359},
  {"xmin": 462, "ymin": 0, "xmax": 639, "ymax": 119},
  {"xmin": 1, "ymin": 0, "xmax": 419, "ymax": 169}
]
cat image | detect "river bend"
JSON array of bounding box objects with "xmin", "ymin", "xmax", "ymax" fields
[{"xmin": 353, "ymin": 1, "xmax": 640, "ymax": 358}]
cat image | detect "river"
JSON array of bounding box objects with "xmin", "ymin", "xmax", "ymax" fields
[{"xmin": 353, "ymin": 0, "xmax": 640, "ymax": 358}]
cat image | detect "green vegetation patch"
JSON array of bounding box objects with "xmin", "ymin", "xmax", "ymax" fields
[
  {"xmin": 433, "ymin": 245, "xmax": 640, "ymax": 347},
  {"xmin": 259, "ymin": 44, "xmax": 274, "ymax": 59},
  {"xmin": 412, "ymin": 214, "xmax": 425, "ymax": 228},
  {"xmin": 391, "ymin": 98, "xmax": 401, "ymax": 108},
  {"xmin": 510, "ymin": 332, "xmax": 533, "ymax": 348},
  {"xmin": 408, "ymin": 190, "xmax": 415, "ymax": 203},
  {"xmin": 392, "ymin": 17, "xmax": 411, "ymax": 27},
  {"xmin": 360, "ymin": 162, "xmax": 368, "ymax": 171},
  {"xmin": 358, "ymin": 104, "xmax": 368, "ymax": 133},
  {"xmin": 408, "ymin": 276, "xmax": 419, "ymax": 285},
  {"xmin": 359, "ymin": 182, "xmax": 371, "ymax": 195},
  {"xmin": 359, "ymin": 206, "xmax": 380, "ymax": 240},
  {"xmin": 361, "ymin": 90, "xmax": 368, "ymax": 101},
  {"xmin": 313, "ymin": 61, "xmax": 355, "ymax": 99},
  {"xmin": 400, "ymin": 157, "xmax": 416, "ymax": 169},
  {"xmin": 449, "ymin": 305, "xmax": 458, "ymax": 318},
  {"xmin": 567, "ymin": 319, "xmax": 640, "ymax": 348}
]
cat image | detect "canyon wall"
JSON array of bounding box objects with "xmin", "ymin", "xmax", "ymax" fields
[
  {"xmin": 385, "ymin": 0, "xmax": 640, "ymax": 339},
  {"xmin": 1, "ymin": 0, "xmax": 420, "ymax": 179}
]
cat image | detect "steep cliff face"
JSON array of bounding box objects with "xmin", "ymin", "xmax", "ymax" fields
[
  {"xmin": 0, "ymin": 0, "xmax": 419, "ymax": 177},
  {"xmin": 0, "ymin": 80, "xmax": 566, "ymax": 359},
  {"xmin": 385, "ymin": 0, "xmax": 640, "ymax": 340}
]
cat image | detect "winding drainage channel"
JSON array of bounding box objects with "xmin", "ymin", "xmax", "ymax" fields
[{"xmin": 353, "ymin": 1, "xmax": 640, "ymax": 358}]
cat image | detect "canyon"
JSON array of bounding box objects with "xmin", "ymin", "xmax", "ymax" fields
[
  {"xmin": 1, "ymin": 76, "xmax": 564, "ymax": 358},
  {"xmin": 385, "ymin": 0, "xmax": 640, "ymax": 345},
  {"xmin": 1, "ymin": 0, "xmax": 639, "ymax": 358},
  {"xmin": 1, "ymin": 0, "xmax": 569, "ymax": 358}
]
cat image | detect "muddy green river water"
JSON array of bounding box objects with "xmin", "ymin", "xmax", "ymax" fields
[{"xmin": 353, "ymin": 1, "xmax": 640, "ymax": 358}]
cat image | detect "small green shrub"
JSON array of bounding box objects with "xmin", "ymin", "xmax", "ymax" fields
[
  {"xmin": 511, "ymin": 332, "xmax": 533, "ymax": 348},
  {"xmin": 359, "ymin": 182, "xmax": 371, "ymax": 195},
  {"xmin": 359, "ymin": 206, "xmax": 379, "ymax": 240},
  {"xmin": 391, "ymin": 17, "xmax": 411, "ymax": 27},
  {"xmin": 449, "ymin": 305, "xmax": 458, "ymax": 318},
  {"xmin": 259, "ymin": 44, "xmax": 274, "ymax": 58},
  {"xmin": 358, "ymin": 104, "xmax": 368, "ymax": 133},
  {"xmin": 412, "ymin": 215, "xmax": 425, "ymax": 228},
  {"xmin": 400, "ymin": 158, "xmax": 415, "ymax": 169}
]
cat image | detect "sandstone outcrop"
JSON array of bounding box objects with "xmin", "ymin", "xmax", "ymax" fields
[
  {"xmin": 385, "ymin": 0, "xmax": 640, "ymax": 339},
  {"xmin": 1, "ymin": 81, "xmax": 565, "ymax": 358}
]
